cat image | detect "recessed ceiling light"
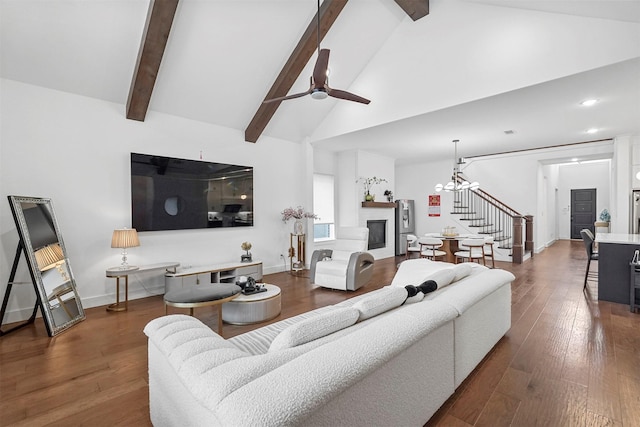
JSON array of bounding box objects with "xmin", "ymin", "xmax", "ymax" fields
[
  {"xmin": 586, "ymin": 128, "xmax": 599, "ymax": 134},
  {"xmin": 581, "ymin": 99, "xmax": 598, "ymax": 107},
  {"xmin": 571, "ymin": 158, "xmax": 578, "ymax": 162}
]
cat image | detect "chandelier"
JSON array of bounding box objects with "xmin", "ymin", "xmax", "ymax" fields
[{"xmin": 434, "ymin": 139, "xmax": 479, "ymax": 192}]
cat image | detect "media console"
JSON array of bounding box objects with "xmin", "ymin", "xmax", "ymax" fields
[{"xmin": 164, "ymin": 260, "xmax": 263, "ymax": 293}]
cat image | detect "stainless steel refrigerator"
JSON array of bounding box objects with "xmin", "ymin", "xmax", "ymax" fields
[
  {"xmin": 632, "ymin": 190, "xmax": 640, "ymax": 233},
  {"xmin": 395, "ymin": 199, "xmax": 415, "ymax": 256}
]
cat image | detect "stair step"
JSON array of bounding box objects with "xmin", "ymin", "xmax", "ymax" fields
[
  {"xmin": 451, "ymin": 211, "xmax": 476, "ymax": 215},
  {"xmin": 478, "ymin": 229, "xmax": 502, "ymax": 234},
  {"xmin": 459, "ymin": 217, "xmax": 484, "ymax": 222},
  {"xmin": 469, "ymin": 223, "xmax": 493, "ymax": 228}
]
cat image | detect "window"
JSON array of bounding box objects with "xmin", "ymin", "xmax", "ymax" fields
[{"xmin": 313, "ymin": 174, "xmax": 335, "ymax": 242}]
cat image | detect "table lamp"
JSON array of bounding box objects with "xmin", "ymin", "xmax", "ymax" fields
[{"xmin": 111, "ymin": 228, "xmax": 140, "ymax": 269}]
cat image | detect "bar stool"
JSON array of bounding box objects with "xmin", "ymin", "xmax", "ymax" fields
[{"xmin": 580, "ymin": 229, "xmax": 598, "ymax": 291}]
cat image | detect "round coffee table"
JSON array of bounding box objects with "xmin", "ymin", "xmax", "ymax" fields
[{"xmin": 222, "ymin": 284, "xmax": 281, "ymax": 325}]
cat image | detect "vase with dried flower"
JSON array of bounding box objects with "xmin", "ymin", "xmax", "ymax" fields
[
  {"xmin": 281, "ymin": 206, "xmax": 318, "ymax": 235},
  {"xmin": 357, "ymin": 176, "xmax": 388, "ymax": 202}
]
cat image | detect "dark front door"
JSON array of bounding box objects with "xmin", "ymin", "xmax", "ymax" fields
[{"xmin": 571, "ymin": 188, "xmax": 596, "ymax": 239}]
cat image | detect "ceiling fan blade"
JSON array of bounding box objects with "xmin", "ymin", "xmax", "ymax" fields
[
  {"xmin": 327, "ymin": 88, "xmax": 371, "ymax": 104},
  {"xmin": 312, "ymin": 49, "xmax": 330, "ymax": 87},
  {"xmin": 263, "ymin": 88, "xmax": 312, "ymax": 104}
]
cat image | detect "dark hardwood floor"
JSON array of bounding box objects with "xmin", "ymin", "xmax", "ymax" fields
[{"xmin": 1, "ymin": 240, "xmax": 639, "ymax": 426}]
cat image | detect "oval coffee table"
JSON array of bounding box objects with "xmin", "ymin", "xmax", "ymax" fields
[
  {"xmin": 164, "ymin": 283, "xmax": 241, "ymax": 335},
  {"xmin": 222, "ymin": 283, "xmax": 281, "ymax": 325}
]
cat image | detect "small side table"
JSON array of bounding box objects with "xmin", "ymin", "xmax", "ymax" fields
[
  {"xmin": 289, "ymin": 233, "xmax": 306, "ymax": 272},
  {"xmin": 106, "ymin": 262, "xmax": 179, "ymax": 312}
]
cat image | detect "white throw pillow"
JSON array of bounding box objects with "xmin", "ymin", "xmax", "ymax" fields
[
  {"xmin": 269, "ymin": 307, "xmax": 359, "ymax": 352},
  {"xmin": 451, "ymin": 263, "xmax": 473, "ymax": 282},
  {"xmin": 404, "ymin": 291, "xmax": 424, "ymax": 304},
  {"xmin": 353, "ymin": 287, "xmax": 408, "ymax": 321},
  {"xmin": 427, "ymin": 268, "xmax": 456, "ymax": 289}
]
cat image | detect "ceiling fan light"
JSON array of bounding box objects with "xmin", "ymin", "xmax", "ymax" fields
[
  {"xmin": 461, "ymin": 181, "xmax": 470, "ymax": 190},
  {"xmin": 435, "ymin": 183, "xmax": 444, "ymax": 192},
  {"xmin": 470, "ymin": 182, "xmax": 480, "ymax": 190},
  {"xmin": 310, "ymin": 90, "xmax": 328, "ymax": 100},
  {"xmin": 444, "ymin": 182, "xmax": 455, "ymax": 191}
]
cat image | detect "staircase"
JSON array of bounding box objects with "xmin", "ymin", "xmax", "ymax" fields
[{"xmin": 449, "ymin": 173, "xmax": 534, "ymax": 264}]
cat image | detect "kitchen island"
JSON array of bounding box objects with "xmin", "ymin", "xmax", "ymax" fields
[{"xmin": 595, "ymin": 233, "xmax": 640, "ymax": 305}]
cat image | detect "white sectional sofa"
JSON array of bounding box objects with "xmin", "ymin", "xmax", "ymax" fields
[{"xmin": 144, "ymin": 259, "xmax": 515, "ymax": 426}]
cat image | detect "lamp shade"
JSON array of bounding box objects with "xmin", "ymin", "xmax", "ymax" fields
[
  {"xmin": 35, "ymin": 243, "xmax": 64, "ymax": 271},
  {"xmin": 111, "ymin": 228, "xmax": 140, "ymax": 249}
]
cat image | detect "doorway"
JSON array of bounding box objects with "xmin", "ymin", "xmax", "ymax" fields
[{"xmin": 570, "ymin": 188, "xmax": 596, "ymax": 239}]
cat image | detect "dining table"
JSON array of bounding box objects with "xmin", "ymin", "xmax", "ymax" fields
[{"xmin": 426, "ymin": 234, "xmax": 468, "ymax": 263}]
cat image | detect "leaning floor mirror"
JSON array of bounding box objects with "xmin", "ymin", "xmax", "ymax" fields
[{"xmin": 3, "ymin": 196, "xmax": 85, "ymax": 336}]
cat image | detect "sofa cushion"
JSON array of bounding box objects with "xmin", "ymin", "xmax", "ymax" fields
[
  {"xmin": 353, "ymin": 287, "xmax": 408, "ymax": 321},
  {"xmin": 431, "ymin": 269, "xmax": 515, "ymax": 314},
  {"xmin": 330, "ymin": 250, "xmax": 352, "ymax": 261},
  {"xmin": 269, "ymin": 307, "xmax": 360, "ymax": 352},
  {"xmin": 316, "ymin": 259, "xmax": 348, "ymax": 276}
]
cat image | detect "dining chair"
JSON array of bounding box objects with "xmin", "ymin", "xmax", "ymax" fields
[
  {"xmin": 483, "ymin": 236, "xmax": 495, "ymax": 268},
  {"xmin": 406, "ymin": 234, "xmax": 421, "ymax": 259},
  {"xmin": 580, "ymin": 228, "xmax": 598, "ymax": 291},
  {"xmin": 454, "ymin": 238, "xmax": 486, "ymax": 265},
  {"xmin": 418, "ymin": 237, "xmax": 447, "ymax": 261}
]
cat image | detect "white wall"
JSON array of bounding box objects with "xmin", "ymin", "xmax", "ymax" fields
[
  {"xmin": 315, "ymin": 149, "xmax": 396, "ymax": 259},
  {"xmin": 0, "ymin": 79, "xmax": 306, "ymax": 322},
  {"xmin": 396, "ymin": 141, "xmax": 616, "ymax": 251},
  {"xmin": 556, "ymin": 161, "xmax": 611, "ymax": 239}
]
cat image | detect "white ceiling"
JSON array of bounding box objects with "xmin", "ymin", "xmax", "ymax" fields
[{"xmin": 1, "ymin": 0, "xmax": 639, "ymax": 164}]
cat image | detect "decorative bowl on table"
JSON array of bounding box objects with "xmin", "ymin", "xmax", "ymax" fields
[{"xmin": 442, "ymin": 226, "xmax": 459, "ymax": 237}]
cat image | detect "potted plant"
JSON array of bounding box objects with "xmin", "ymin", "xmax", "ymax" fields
[
  {"xmin": 357, "ymin": 177, "xmax": 388, "ymax": 201},
  {"xmin": 384, "ymin": 189, "xmax": 393, "ymax": 202}
]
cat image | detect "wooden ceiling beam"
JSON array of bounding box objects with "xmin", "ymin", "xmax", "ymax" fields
[
  {"xmin": 393, "ymin": 0, "xmax": 429, "ymax": 21},
  {"xmin": 244, "ymin": 0, "xmax": 349, "ymax": 143},
  {"xmin": 126, "ymin": 0, "xmax": 180, "ymax": 121}
]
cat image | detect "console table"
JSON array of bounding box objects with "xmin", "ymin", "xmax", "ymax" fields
[
  {"xmin": 105, "ymin": 262, "xmax": 179, "ymax": 312},
  {"xmin": 164, "ymin": 260, "xmax": 263, "ymax": 293}
]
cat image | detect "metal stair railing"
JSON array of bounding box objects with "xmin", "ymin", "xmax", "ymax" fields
[{"xmin": 451, "ymin": 173, "xmax": 533, "ymax": 264}]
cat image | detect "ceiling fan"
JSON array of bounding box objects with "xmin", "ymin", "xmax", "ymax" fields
[{"xmin": 263, "ymin": 0, "xmax": 370, "ymax": 105}]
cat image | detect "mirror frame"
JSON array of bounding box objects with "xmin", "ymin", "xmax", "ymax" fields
[{"xmin": 7, "ymin": 195, "xmax": 85, "ymax": 336}]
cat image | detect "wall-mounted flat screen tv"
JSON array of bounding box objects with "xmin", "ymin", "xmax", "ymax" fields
[{"xmin": 131, "ymin": 153, "xmax": 253, "ymax": 232}]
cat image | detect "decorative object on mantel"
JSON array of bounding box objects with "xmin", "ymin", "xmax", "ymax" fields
[
  {"xmin": 357, "ymin": 176, "xmax": 388, "ymax": 201},
  {"xmin": 599, "ymin": 208, "xmax": 611, "ymax": 223},
  {"xmin": 384, "ymin": 190, "xmax": 393, "ymax": 202},
  {"xmin": 434, "ymin": 139, "xmax": 479, "ymax": 193},
  {"xmin": 241, "ymin": 241, "xmax": 252, "ymax": 262}
]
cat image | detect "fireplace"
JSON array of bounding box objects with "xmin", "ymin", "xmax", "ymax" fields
[{"xmin": 367, "ymin": 220, "xmax": 386, "ymax": 250}]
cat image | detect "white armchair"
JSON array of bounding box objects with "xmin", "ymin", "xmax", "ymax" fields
[{"xmin": 310, "ymin": 227, "xmax": 375, "ymax": 291}]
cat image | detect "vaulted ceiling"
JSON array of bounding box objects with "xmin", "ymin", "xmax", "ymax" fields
[{"xmin": 2, "ymin": 0, "xmax": 639, "ymax": 164}]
